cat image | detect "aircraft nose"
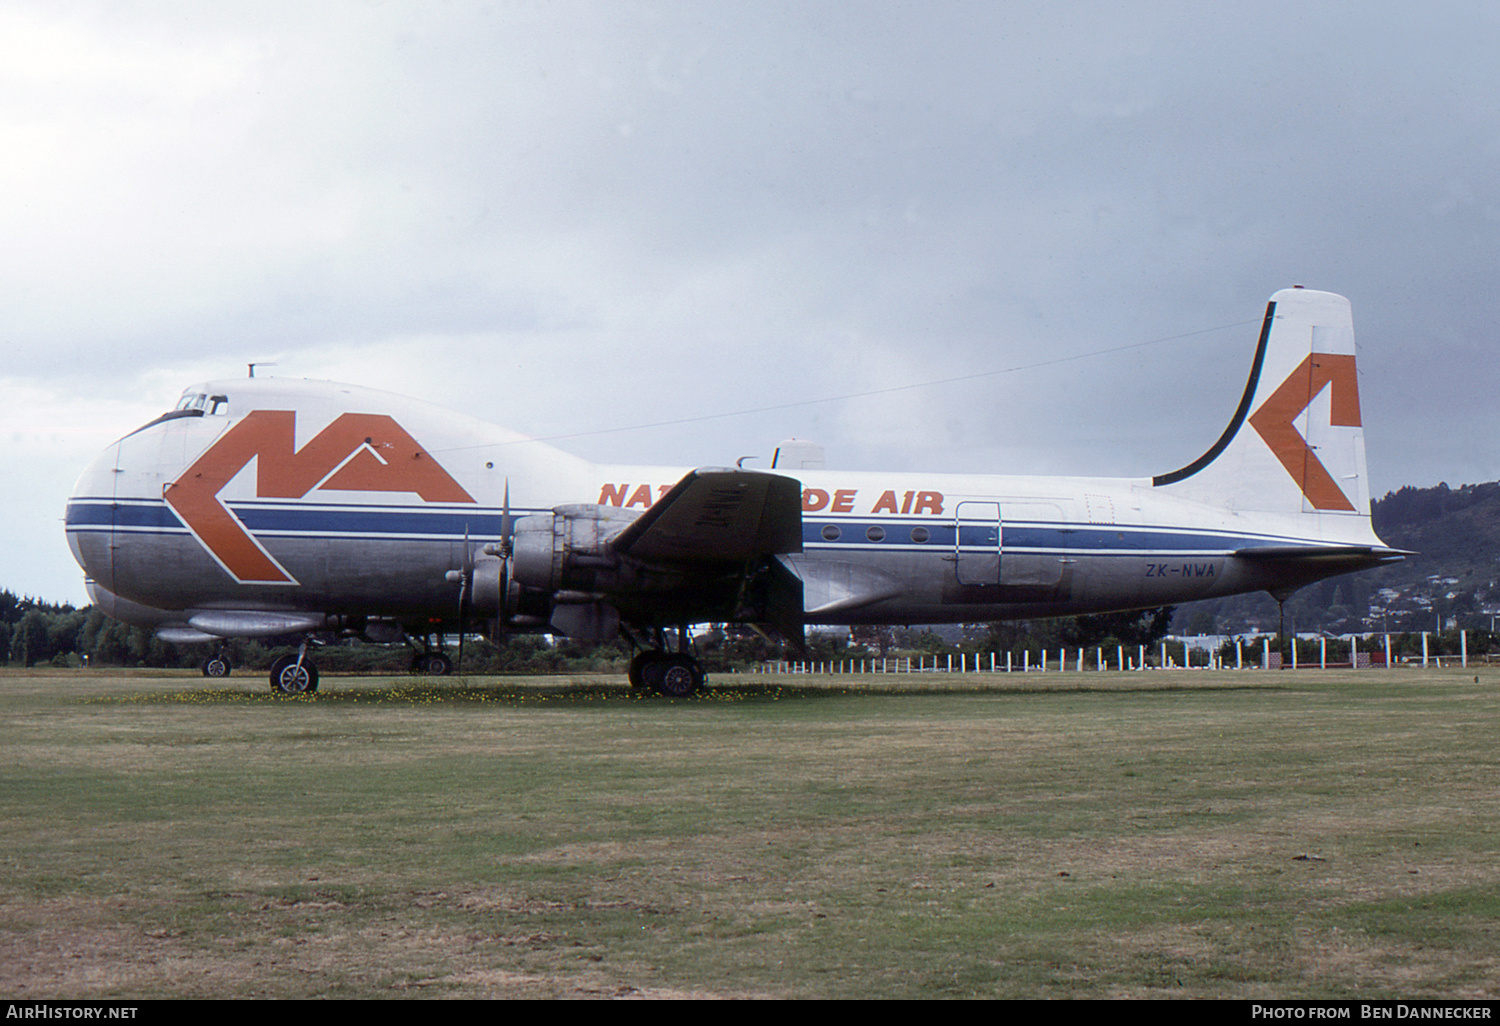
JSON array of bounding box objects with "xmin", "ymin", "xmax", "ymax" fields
[{"xmin": 64, "ymin": 441, "xmax": 122, "ymax": 581}]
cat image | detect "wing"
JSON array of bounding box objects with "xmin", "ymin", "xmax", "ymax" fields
[
  {"xmin": 600, "ymin": 468, "xmax": 805, "ymax": 643},
  {"xmin": 506, "ymin": 468, "xmax": 806, "ymax": 643},
  {"xmin": 610, "ymin": 468, "xmax": 803, "ymax": 563}
]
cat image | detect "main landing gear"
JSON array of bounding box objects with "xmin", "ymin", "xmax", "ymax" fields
[
  {"xmin": 406, "ymin": 631, "xmax": 455, "ymax": 676},
  {"xmin": 410, "ymin": 651, "xmax": 454, "ymax": 676},
  {"xmin": 626, "ymin": 629, "xmax": 706, "ymax": 696},
  {"xmin": 269, "ymin": 641, "xmax": 320, "ymax": 694},
  {"xmin": 201, "ymin": 651, "xmax": 233, "ymax": 678}
]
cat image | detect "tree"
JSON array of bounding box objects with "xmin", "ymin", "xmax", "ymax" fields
[
  {"xmin": 14, "ymin": 610, "xmax": 50, "ymax": 667},
  {"xmin": 1059, "ymin": 606, "xmax": 1176, "ymax": 648},
  {"xmin": 849, "ymin": 625, "xmax": 894, "ymax": 657}
]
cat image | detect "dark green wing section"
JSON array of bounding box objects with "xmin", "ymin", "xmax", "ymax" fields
[{"xmin": 610, "ymin": 468, "xmax": 803, "ymax": 564}]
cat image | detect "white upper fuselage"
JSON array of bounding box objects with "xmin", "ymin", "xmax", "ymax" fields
[{"xmin": 65, "ymin": 369, "xmax": 1388, "ymax": 635}]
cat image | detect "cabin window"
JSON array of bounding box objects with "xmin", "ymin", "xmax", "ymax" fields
[
  {"xmin": 910, "ymin": 526, "xmax": 930, "ymax": 543},
  {"xmin": 820, "ymin": 524, "xmax": 841, "ymax": 541},
  {"xmin": 866, "ymin": 525, "xmax": 885, "ymax": 542}
]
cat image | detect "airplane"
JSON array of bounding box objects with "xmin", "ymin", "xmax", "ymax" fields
[{"xmin": 64, "ymin": 287, "xmax": 1402, "ymax": 695}]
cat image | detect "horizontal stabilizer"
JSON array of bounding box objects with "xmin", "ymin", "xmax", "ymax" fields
[{"xmin": 1234, "ymin": 544, "xmax": 1407, "ymax": 572}]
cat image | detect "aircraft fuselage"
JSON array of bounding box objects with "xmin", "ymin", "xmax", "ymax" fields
[{"xmin": 63, "ymin": 289, "xmax": 1401, "ymax": 691}]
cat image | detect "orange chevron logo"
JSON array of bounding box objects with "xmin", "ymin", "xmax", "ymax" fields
[
  {"xmin": 165, "ymin": 411, "xmax": 475, "ymax": 583},
  {"xmin": 1248, "ymin": 354, "xmax": 1361, "ymax": 512}
]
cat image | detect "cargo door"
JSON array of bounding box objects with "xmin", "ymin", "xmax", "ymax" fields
[{"xmin": 954, "ymin": 501, "xmax": 1001, "ymax": 585}]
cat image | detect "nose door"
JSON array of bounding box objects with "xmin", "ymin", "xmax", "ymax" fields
[
  {"xmin": 954, "ymin": 501, "xmax": 1001, "ymax": 585},
  {"xmin": 69, "ymin": 412, "xmax": 233, "ymax": 600},
  {"xmin": 64, "ymin": 440, "xmax": 124, "ymax": 593}
]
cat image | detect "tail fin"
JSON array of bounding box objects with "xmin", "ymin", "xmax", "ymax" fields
[{"xmin": 1154, "ymin": 288, "xmax": 1371, "ymax": 520}]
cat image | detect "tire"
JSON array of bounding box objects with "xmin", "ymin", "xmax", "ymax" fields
[
  {"xmin": 269, "ymin": 654, "xmax": 319, "ymax": 694},
  {"xmin": 202, "ymin": 654, "xmax": 232, "ymax": 678},
  {"xmin": 657, "ymin": 654, "xmax": 704, "ymax": 697},
  {"xmin": 410, "ymin": 652, "xmax": 453, "ymax": 676},
  {"xmin": 640, "ymin": 653, "xmax": 670, "ymax": 693},
  {"xmin": 628, "ymin": 651, "xmax": 661, "ymax": 691}
]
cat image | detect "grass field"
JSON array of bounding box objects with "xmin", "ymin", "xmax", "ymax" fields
[{"xmin": 2, "ymin": 664, "xmax": 1498, "ymax": 1000}]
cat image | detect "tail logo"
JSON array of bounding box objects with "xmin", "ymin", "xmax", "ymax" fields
[
  {"xmin": 165, "ymin": 410, "xmax": 475, "ymax": 584},
  {"xmin": 1248, "ymin": 354, "xmax": 1361, "ymax": 512}
]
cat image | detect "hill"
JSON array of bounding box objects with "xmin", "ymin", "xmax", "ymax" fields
[{"xmin": 1173, "ymin": 481, "xmax": 1500, "ymax": 636}]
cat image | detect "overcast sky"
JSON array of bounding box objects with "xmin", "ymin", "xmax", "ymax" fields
[{"xmin": 5, "ymin": 1, "xmax": 1499, "ymax": 605}]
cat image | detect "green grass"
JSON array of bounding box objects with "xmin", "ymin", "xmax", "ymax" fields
[{"xmin": 2, "ymin": 666, "xmax": 1499, "ymax": 998}]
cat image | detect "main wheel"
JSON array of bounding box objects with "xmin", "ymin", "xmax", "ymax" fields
[
  {"xmin": 410, "ymin": 652, "xmax": 453, "ymax": 676},
  {"xmin": 657, "ymin": 654, "xmax": 704, "ymax": 697},
  {"xmin": 202, "ymin": 654, "xmax": 232, "ymax": 678},
  {"xmin": 269, "ymin": 654, "xmax": 319, "ymax": 694},
  {"xmin": 628, "ymin": 651, "xmax": 663, "ymax": 691}
]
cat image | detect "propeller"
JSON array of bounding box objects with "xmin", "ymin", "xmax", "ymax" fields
[
  {"xmin": 451, "ymin": 525, "xmax": 475, "ymax": 674},
  {"xmin": 500, "ymin": 480, "xmax": 513, "ymax": 630},
  {"xmin": 483, "ymin": 479, "xmax": 515, "ymax": 641},
  {"xmin": 451, "ymin": 480, "xmax": 516, "ymax": 673}
]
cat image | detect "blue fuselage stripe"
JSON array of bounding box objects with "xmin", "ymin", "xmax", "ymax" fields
[{"xmin": 65, "ymin": 499, "xmax": 1312, "ymax": 556}]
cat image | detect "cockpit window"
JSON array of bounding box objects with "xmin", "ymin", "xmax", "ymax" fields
[
  {"xmin": 173, "ymin": 393, "xmax": 229, "ymax": 415},
  {"xmin": 125, "ymin": 391, "xmax": 230, "ymax": 437}
]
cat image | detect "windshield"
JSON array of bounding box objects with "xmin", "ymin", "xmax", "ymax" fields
[{"xmin": 172, "ymin": 392, "xmax": 228, "ymax": 415}]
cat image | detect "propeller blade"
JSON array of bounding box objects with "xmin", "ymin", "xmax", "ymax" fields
[
  {"xmin": 498, "ymin": 481, "xmax": 512, "ymax": 634},
  {"xmin": 456, "ymin": 526, "xmax": 473, "ymax": 673},
  {"xmin": 502, "ymin": 479, "xmax": 512, "ymax": 553}
]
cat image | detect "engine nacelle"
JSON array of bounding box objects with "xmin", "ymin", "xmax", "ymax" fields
[
  {"xmin": 510, "ymin": 503, "xmax": 636, "ymax": 593},
  {"xmin": 504, "ymin": 501, "xmax": 788, "ymax": 637}
]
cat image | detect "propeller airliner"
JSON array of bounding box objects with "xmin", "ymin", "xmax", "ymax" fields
[{"xmin": 65, "ymin": 287, "xmax": 1401, "ymax": 694}]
